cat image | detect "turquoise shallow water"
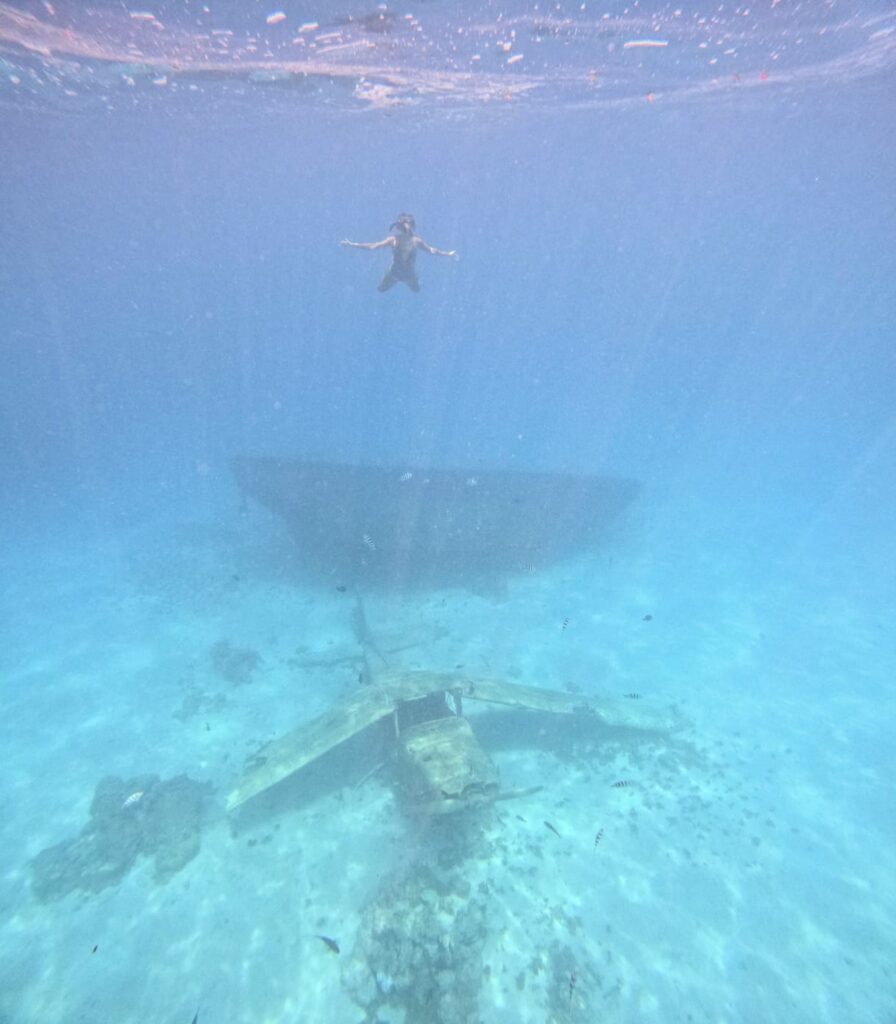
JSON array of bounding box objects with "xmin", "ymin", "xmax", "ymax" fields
[
  {"xmin": 0, "ymin": 481, "xmax": 892, "ymax": 1023},
  {"xmin": 1, "ymin": 2, "xmax": 895, "ymax": 1021}
]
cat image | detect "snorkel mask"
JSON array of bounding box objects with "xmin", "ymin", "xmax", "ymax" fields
[{"xmin": 390, "ymin": 213, "xmax": 416, "ymax": 234}]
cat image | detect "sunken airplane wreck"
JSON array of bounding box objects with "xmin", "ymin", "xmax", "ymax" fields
[
  {"xmin": 232, "ymin": 456, "xmax": 639, "ymax": 587},
  {"xmin": 227, "ymin": 457, "xmax": 656, "ymax": 816},
  {"xmin": 227, "ymin": 670, "xmax": 674, "ymax": 816}
]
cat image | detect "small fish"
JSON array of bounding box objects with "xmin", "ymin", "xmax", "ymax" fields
[
  {"xmin": 515, "ymin": 814, "xmax": 526, "ymax": 822},
  {"xmin": 569, "ymin": 971, "xmax": 577, "ymax": 1003},
  {"xmin": 594, "ymin": 829, "xmax": 604, "ymax": 847},
  {"xmin": 611, "ymin": 780, "xmax": 634, "ymax": 788},
  {"xmin": 623, "ymin": 692, "xmax": 642, "ymax": 700},
  {"xmin": 336, "ymin": 585, "xmax": 347, "ymax": 593},
  {"xmin": 266, "ymin": 11, "xmax": 287, "ymax": 25},
  {"xmin": 642, "ymin": 614, "xmax": 653, "ymax": 622},
  {"xmin": 121, "ymin": 791, "xmax": 144, "ymax": 809},
  {"xmin": 317, "ymin": 934, "xmax": 340, "ymax": 954},
  {"xmin": 465, "ymin": 476, "xmax": 479, "ymax": 487},
  {"xmin": 362, "ymin": 534, "xmax": 376, "ymax": 552},
  {"xmin": 398, "ymin": 471, "xmax": 413, "ymax": 482},
  {"xmin": 191, "ymin": 1013, "xmax": 199, "ymax": 1024},
  {"xmin": 543, "ymin": 821, "xmax": 561, "ymax": 838},
  {"xmin": 561, "ymin": 617, "xmax": 569, "ymax": 631},
  {"xmin": 91, "ymin": 944, "xmax": 98, "ymax": 954}
]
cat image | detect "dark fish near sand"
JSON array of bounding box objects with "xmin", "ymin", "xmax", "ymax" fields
[
  {"xmin": 544, "ymin": 821, "xmax": 561, "ymax": 838},
  {"xmin": 611, "ymin": 780, "xmax": 634, "ymax": 788},
  {"xmin": 317, "ymin": 934, "xmax": 340, "ymax": 954},
  {"xmin": 623, "ymin": 692, "xmax": 642, "ymax": 699},
  {"xmin": 594, "ymin": 829, "xmax": 604, "ymax": 847}
]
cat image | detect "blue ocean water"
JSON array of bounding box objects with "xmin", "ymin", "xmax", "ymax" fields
[{"xmin": 1, "ymin": 3, "xmax": 894, "ymax": 1022}]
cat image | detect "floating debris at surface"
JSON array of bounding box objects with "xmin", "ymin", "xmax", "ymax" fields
[{"xmin": 0, "ymin": 3, "xmax": 892, "ymax": 113}]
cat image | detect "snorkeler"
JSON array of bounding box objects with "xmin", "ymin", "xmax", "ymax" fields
[{"xmin": 340, "ymin": 213, "xmax": 456, "ymax": 293}]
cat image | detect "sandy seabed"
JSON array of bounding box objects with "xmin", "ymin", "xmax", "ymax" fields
[{"xmin": 1, "ymin": 500, "xmax": 893, "ymax": 1024}]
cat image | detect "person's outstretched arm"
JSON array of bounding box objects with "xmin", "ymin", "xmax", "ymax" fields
[
  {"xmin": 340, "ymin": 237, "xmax": 395, "ymax": 251},
  {"xmin": 416, "ymin": 237, "xmax": 457, "ymax": 257}
]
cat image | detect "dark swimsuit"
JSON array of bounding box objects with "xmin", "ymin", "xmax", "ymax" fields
[{"xmin": 378, "ymin": 235, "xmax": 420, "ymax": 292}]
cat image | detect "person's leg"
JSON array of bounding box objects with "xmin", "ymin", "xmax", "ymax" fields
[
  {"xmin": 406, "ymin": 274, "xmax": 421, "ymax": 293},
  {"xmin": 378, "ymin": 272, "xmax": 397, "ymax": 292}
]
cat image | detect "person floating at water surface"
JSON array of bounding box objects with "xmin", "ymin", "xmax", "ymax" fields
[{"xmin": 340, "ymin": 213, "xmax": 456, "ymax": 293}]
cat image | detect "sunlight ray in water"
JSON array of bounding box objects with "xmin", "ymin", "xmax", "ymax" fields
[{"xmin": 0, "ymin": 2, "xmax": 894, "ymax": 1022}]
